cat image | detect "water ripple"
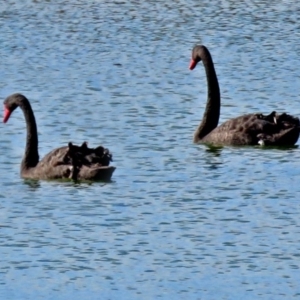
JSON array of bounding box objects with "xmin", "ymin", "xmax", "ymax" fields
[{"xmin": 0, "ymin": 0, "xmax": 300, "ymax": 299}]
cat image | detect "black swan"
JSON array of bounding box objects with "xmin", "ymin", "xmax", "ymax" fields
[
  {"xmin": 189, "ymin": 45, "xmax": 300, "ymax": 146},
  {"xmin": 3, "ymin": 93, "xmax": 116, "ymax": 181}
]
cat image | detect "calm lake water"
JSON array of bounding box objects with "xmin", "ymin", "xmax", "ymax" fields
[{"xmin": 1, "ymin": 0, "xmax": 300, "ymax": 299}]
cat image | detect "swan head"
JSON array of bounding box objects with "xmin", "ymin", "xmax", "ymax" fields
[
  {"xmin": 3, "ymin": 93, "xmax": 27, "ymax": 123},
  {"xmin": 189, "ymin": 45, "xmax": 207, "ymax": 70},
  {"xmin": 189, "ymin": 45, "xmax": 204, "ymax": 70}
]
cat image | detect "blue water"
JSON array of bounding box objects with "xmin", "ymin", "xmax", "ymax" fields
[{"xmin": 0, "ymin": 1, "xmax": 300, "ymax": 299}]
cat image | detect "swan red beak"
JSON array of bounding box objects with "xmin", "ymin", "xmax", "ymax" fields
[
  {"xmin": 3, "ymin": 107, "xmax": 11, "ymax": 123},
  {"xmin": 189, "ymin": 59, "xmax": 197, "ymax": 70}
]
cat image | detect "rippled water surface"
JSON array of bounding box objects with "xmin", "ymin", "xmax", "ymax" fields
[{"xmin": 1, "ymin": 1, "xmax": 300, "ymax": 299}]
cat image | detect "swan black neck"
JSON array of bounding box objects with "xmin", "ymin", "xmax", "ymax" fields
[
  {"xmin": 21, "ymin": 98, "xmax": 39, "ymax": 169},
  {"xmin": 192, "ymin": 45, "xmax": 220, "ymax": 142},
  {"xmin": 6, "ymin": 94, "xmax": 39, "ymax": 170}
]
